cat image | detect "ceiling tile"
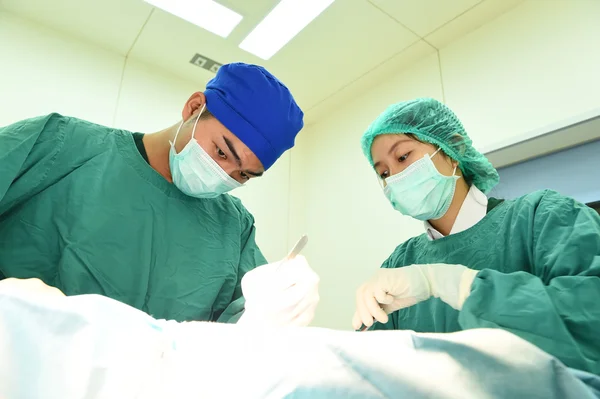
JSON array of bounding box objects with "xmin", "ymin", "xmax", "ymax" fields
[
  {"xmin": 261, "ymin": 0, "xmax": 420, "ymax": 110},
  {"xmin": 127, "ymin": 5, "xmax": 268, "ymax": 88},
  {"xmin": 1, "ymin": 0, "xmax": 152, "ymax": 55},
  {"xmin": 130, "ymin": 0, "xmax": 419, "ymax": 111},
  {"xmin": 426, "ymin": 0, "xmax": 526, "ymax": 49},
  {"xmin": 371, "ymin": 0, "xmax": 482, "ymax": 37},
  {"xmin": 304, "ymin": 40, "xmax": 436, "ymax": 125},
  {"xmin": 5, "ymin": 0, "xmax": 422, "ymax": 115}
]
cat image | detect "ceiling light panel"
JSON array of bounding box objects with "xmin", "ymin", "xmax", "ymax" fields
[
  {"xmin": 239, "ymin": 0, "xmax": 335, "ymax": 60},
  {"xmin": 144, "ymin": 0, "xmax": 243, "ymax": 38}
]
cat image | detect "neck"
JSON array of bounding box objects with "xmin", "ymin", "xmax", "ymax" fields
[
  {"xmin": 429, "ymin": 178, "xmax": 470, "ymax": 236},
  {"xmin": 142, "ymin": 124, "xmax": 179, "ymax": 183}
]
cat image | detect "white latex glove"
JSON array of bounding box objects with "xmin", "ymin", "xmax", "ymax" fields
[
  {"xmin": 238, "ymin": 255, "xmax": 320, "ymax": 327},
  {"xmin": 352, "ymin": 264, "xmax": 478, "ymax": 330}
]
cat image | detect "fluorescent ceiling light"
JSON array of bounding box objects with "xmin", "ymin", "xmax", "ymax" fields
[
  {"xmin": 239, "ymin": 0, "xmax": 335, "ymax": 60},
  {"xmin": 144, "ymin": 0, "xmax": 242, "ymax": 38}
]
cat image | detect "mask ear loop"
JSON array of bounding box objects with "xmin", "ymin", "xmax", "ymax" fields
[
  {"xmin": 430, "ymin": 147, "xmax": 442, "ymax": 159},
  {"xmin": 432, "ymin": 147, "xmax": 460, "ymax": 178},
  {"xmin": 169, "ymin": 121, "xmax": 184, "ymax": 148},
  {"xmin": 169, "ymin": 104, "xmax": 206, "ymax": 149},
  {"xmin": 190, "ymin": 104, "xmax": 205, "ymax": 141}
]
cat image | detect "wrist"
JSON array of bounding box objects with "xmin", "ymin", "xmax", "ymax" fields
[{"xmin": 423, "ymin": 264, "xmax": 478, "ymax": 310}]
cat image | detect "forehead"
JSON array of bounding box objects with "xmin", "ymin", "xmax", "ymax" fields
[{"xmin": 371, "ymin": 134, "xmax": 414, "ymax": 158}]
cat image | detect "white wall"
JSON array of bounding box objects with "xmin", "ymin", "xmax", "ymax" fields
[
  {"xmin": 440, "ymin": 0, "xmax": 600, "ymax": 152},
  {"xmin": 0, "ymin": 11, "xmax": 291, "ymax": 262},
  {"xmin": 0, "ymin": 11, "xmax": 123, "ymax": 125},
  {"xmin": 293, "ymin": 0, "xmax": 600, "ymax": 330}
]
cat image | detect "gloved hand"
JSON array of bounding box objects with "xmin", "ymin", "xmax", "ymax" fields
[
  {"xmin": 238, "ymin": 255, "xmax": 320, "ymax": 327},
  {"xmin": 352, "ymin": 264, "xmax": 478, "ymax": 330}
]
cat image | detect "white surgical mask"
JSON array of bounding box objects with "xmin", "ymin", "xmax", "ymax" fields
[
  {"xmin": 383, "ymin": 148, "xmax": 460, "ymax": 221},
  {"xmin": 169, "ymin": 106, "xmax": 242, "ymax": 198}
]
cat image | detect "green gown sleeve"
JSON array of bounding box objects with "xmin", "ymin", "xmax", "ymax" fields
[
  {"xmin": 0, "ymin": 115, "xmax": 66, "ymax": 212},
  {"xmin": 459, "ymin": 190, "xmax": 600, "ymax": 374},
  {"xmin": 216, "ymin": 199, "xmax": 268, "ymax": 323}
]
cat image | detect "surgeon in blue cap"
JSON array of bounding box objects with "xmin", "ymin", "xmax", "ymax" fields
[{"xmin": 0, "ymin": 62, "xmax": 319, "ymax": 326}]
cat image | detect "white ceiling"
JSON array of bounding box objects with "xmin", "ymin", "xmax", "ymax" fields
[{"xmin": 0, "ymin": 0, "xmax": 524, "ymax": 125}]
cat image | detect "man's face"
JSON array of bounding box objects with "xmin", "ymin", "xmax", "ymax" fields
[{"xmin": 175, "ymin": 108, "xmax": 265, "ymax": 184}]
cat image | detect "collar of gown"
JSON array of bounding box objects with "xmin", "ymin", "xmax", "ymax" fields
[{"xmin": 424, "ymin": 185, "xmax": 488, "ymax": 241}]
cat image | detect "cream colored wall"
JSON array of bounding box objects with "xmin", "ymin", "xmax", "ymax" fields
[
  {"xmin": 440, "ymin": 0, "xmax": 600, "ymax": 152},
  {"xmin": 0, "ymin": 11, "xmax": 122, "ymax": 125},
  {"xmin": 294, "ymin": 0, "xmax": 600, "ymax": 330},
  {"xmin": 0, "ymin": 11, "xmax": 291, "ymax": 262}
]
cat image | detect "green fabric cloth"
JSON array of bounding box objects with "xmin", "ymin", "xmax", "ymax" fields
[
  {"xmin": 0, "ymin": 114, "xmax": 267, "ymax": 322},
  {"xmin": 486, "ymin": 197, "xmax": 504, "ymax": 212},
  {"xmin": 373, "ymin": 190, "xmax": 600, "ymax": 375}
]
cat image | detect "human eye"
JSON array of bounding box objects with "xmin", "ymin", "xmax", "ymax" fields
[{"xmin": 398, "ymin": 152, "xmax": 410, "ymax": 162}]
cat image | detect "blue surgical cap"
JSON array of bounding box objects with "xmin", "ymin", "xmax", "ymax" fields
[{"xmin": 204, "ymin": 63, "xmax": 304, "ymax": 170}]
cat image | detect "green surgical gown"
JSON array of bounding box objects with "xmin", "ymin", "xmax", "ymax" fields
[
  {"xmin": 374, "ymin": 190, "xmax": 600, "ymax": 375},
  {"xmin": 0, "ymin": 114, "xmax": 267, "ymax": 322}
]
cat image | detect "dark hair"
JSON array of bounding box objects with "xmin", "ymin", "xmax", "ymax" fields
[{"xmin": 184, "ymin": 108, "xmax": 214, "ymax": 126}]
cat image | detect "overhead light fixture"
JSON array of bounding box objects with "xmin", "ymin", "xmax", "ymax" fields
[
  {"xmin": 144, "ymin": 0, "xmax": 243, "ymax": 38},
  {"xmin": 239, "ymin": 0, "xmax": 335, "ymax": 60}
]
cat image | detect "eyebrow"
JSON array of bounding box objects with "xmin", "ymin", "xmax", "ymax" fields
[
  {"xmin": 223, "ymin": 136, "xmax": 264, "ymax": 177},
  {"xmin": 223, "ymin": 136, "xmax": 241, "ymax": 166}
]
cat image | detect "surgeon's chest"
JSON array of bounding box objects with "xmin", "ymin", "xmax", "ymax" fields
[{"xmin": 1, "ymin": 166, "xmax": 244, "ymax": 319}]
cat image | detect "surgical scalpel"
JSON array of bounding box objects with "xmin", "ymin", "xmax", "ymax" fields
[
  {"xmin": 277, "ymin": 235, "xmax": 308, "ymax": 271},
  {"xmin": 285, "ymin": 235, "xmax": 308, "ymax": 260}
]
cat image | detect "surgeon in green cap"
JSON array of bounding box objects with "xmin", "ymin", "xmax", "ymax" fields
[{"xmin": 353, "ymin": 98, "xmax": 600, "ymax": 375}]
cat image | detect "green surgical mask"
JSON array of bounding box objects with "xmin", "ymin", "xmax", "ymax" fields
[{"xmin": 383, "ymin": 148, "xmax": 460, "ymax": 221}]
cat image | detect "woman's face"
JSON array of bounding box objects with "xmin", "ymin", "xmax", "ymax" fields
[{"xmin": 371, "ymin": 134, "xmax": 458, "ymax": 186}]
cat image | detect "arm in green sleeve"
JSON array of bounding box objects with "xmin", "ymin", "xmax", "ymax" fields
[
  {"xmin": 0, "ymin": 114, "xmax": 67, "ymax": 213},
  {"xmin": 459, "ymin": 190, "xmax": 600, "ymax": 374},
  {"xmin": 0, "ymin": 114, "xmax": 68, "ymax": 281},
  {"xmin": 216, "ymin": 202, "xmax": 268, "ymax": 323}
]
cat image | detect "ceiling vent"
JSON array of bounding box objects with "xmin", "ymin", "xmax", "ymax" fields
[{"xmin": 190, "ymin": 53, "xmax": 222, "ymax": 73}]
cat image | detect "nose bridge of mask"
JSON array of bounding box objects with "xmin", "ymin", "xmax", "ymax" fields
[
  {"xmin": 384, "ymin": 149, "xmax": 436, "ymax": 187},
  {"xmin": 382, "ymin": 145, "xmax": 459, "ymax": 221},
  {"xmin": 174, "ymin": 105, "xmax": 240, "ymax": 186},
  {"xmin": 189, "ymin": 141, "xmax": 241, "ymax": 189},
  {"xmin": 169, "ymin": 104, "xmax": 243, "ymax": 198}
]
